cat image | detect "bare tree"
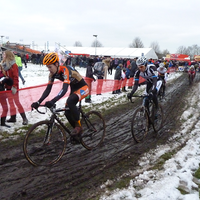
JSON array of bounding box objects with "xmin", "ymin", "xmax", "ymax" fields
[
  {"xmin": 176, "ymin": 44, "xmax": 200, "ymax": 59},
  {"xmin": 74, "ymin": 41, "xmax": 82, "ymax": 47},
  {"xmin": 162, "ymin": 49, "xmax": 170, "ymax": 55},
  {"xmin": 150, "ymin": 41, "xmax": 161, "ymax": 53},
  {"xmin": 176, "ymin": 46, "xmax": 189, "ymax": 54},
  {"xmin": 190, "ymin": 44, "xmax": 200, "ymax": 56},
  {"xmin": 129, "ymin": 37, "xmax": 144, "ymax": 48},
  {"xmin": 91, "ymin": 40, "xmax": 103, "ymax": 47}
]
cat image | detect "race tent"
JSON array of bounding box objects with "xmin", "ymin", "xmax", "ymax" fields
[{"xmin": 61, "ymin": 47, "xmax": 158, "ymax": 59}]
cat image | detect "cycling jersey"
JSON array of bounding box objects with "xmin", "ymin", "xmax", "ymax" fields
[
  {"xmin": 188, "ymin": 69, "xmax": 195, "ymax": 75},
  {"xmin": 134, "ymin": 64, "xmax": 157, "ymax": 83},
  {"xmin": 132, "ymin": 64, "xmax": 158, "ymax": 94},
  {"xmin": 157, "ymin": 66, "xmax": 168, "ymax": 82},
  {"xmin": 38, "ymin": 65, "xmax": 87, "ymax": 104}
]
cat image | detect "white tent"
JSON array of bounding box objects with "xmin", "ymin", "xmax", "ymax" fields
[
  {"xmin": 62, "ymin": 47, "xmax": 158, "ymax": 59},
  {"xmin": 37, "ymin": 45, "xmax": 158, "ymax": 59}
]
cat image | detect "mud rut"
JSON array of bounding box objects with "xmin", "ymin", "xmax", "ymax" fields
[{"xmin": 0, "ymin": 73, "xmax": 199, "ymax": 200}]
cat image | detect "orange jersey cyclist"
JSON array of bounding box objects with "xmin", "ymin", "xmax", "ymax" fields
[{"xmin": 31, "ymin": 52, "xmax": 89, "ymax": 136}]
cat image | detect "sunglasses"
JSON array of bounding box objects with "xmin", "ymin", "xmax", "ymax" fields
[{"xmin": 138, "ymin": 65, "xmax": 145, "ymax": 69}]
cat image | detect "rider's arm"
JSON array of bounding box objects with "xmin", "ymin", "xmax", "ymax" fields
[
  {"xmin": 151, "ymin": 76, "xmax": 157, "ymax": 91},
  {"xmin": 50, "ymin": 83, "xmax": 69, "ymax": 103},
  {"xmin": 150, "ymin": 65, "xmax": 158, "ymax": 92},
  {"xmin": 130, "ymin": 70, "xmax": 139, "ymax": 95},
  {"xmin": 38, "ymin": 83, "xmax": 53, "ymax": 104},
  {"xmin": 164, "ymin": 72, "xmax": 168, "ymax": 82}
]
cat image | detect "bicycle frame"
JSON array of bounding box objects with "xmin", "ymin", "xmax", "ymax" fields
[
  {"xmin": 132, "ymin": 95, "xmax": 157, "ymax": 129},
  {"xmin": 37, "ymin": 102, "xmax": 97, "ymax": 139},
  {"xmin": 37, "ymin": 105, "xmax": 73, "ymax": 138},
  {"xmin": 142, "ymin": 96, "xmax": 155, "ymax": 123}
]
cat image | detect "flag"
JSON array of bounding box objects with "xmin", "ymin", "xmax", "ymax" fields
[{"xmin": 55, "ymin": 43, "xmax": 67, "ymax": 65}]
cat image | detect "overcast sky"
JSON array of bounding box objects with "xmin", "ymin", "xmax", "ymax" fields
[{"xmin": 1, "ymin": 0, "xmax": 200, "ymax": 53}]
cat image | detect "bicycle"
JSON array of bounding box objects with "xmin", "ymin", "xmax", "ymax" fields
[
  {"xmin": 23, "ymin": 101, "xmax": 106, "ymax": 166},
  {"xmin": 130, "ymin": 94, "xmax": 163, "ymax": 143}
]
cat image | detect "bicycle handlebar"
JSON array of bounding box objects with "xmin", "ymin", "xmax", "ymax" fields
[
  {"xmin": 130, "ymin": 94, "xmax": 152, "ymax": 103},
  {"xmin": 32, "ymin": 104, "xmax": 70, "ymax": 114},
  {"xmin": 132, "ymin": 95, "xmax": 149, "ymax": 98}
]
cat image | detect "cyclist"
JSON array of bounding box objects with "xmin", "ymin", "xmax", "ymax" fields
[
  {"xmin": 127, "ymin": 56, "xmax": 161, "ymax": 114},
  {"xmin": 31, "ymin": 52, "xmax": 89, "ymax": 137},
  {"xmin": 157, "ymin": 62, "xmax": 168, "ymax": 97},
  {"xmin": 188, "ymin": 65, "xmax": 196, "ymax": 77},
  {"xmin": 188, "ymin": 65, "xmax": 196, "ymax": 83}
]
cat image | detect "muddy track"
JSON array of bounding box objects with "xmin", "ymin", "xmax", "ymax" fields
[{"xmin": 0, "ymin": 72, "xmax": 198, "ymax": 200}]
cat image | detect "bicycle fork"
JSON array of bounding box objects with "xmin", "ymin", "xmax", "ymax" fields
[
  {"xmin": 43, "ymin": 117, "xmax": 55, "ymax": 145},
  {"xmin": 43, "ymin": 124, "xmax": 53, "ymax": 145}
]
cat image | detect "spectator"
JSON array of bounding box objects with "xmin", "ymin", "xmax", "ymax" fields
[
  {"xmin": 121, "ymin": 68, "xmax": 127, "ymax": 92},
  {"xmin": 15, "ymin": 53, "xmax": 25, "ymax": 85},
  {"xmin": 130, "ymin": 57, "xmax": 138, "ymax": 77},
  {"xmin": 129, "ymin": 57, "xmax": 138, "ymax": 89},
  {"xmin": 71, "ymin": 56, "xmax": 76, "ymax": 68},
  {"xmin": 108, "ymin": 58, "xmax": 115, "ymax": 75},
  {"xmin": 21, "ymin": 53, "xmax": 27, "ymax": 68},
  {"xmin": 114, "ymin": 58, "xmax": 119, "ymax": 69},
  {"xmin": 25, "ymin": 53, "xmax": 29, "ymax": 62},
  {"xmin": 112, "ymin": 64, "xmax": 123, "ymax": 94},
  {"xmin": 102, "ymin": 57, "xmax": 110, "ymax": 80},
  {"xmin": 85, "ymin": 59, "xmax": 96, "ymax": 103},
  {"xmin": 1, "ymin": 50, "xmax": 28, "ymax": 125},
  {"xmin": 0, "ymin": 64, "xmax": 13, "ymax": 127}
]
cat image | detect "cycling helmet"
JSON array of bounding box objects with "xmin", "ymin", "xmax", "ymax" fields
[
  {"xmin": 190, "ymin": 65, "xmax": 194, "ymax": 69},
  {"xmin": 43, "ymin": 52, "xmax": 59, "ymax": 65},
  {"xmin": 159, "ymin": 63, "xmax": 165, "ymax": 68},
  {"xmin": 136, "ymin": 56, "xmax": 147, "ymax": 66}
]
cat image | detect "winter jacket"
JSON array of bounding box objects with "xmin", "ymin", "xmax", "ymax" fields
[
  {"xmin": 114, "ymin": 65, "xmax": 122, "ymax": 80},
  {"xmin": 2, "ymin": 61, "xmax": 19, "ymax": 90},
  {"xmin": 86, "ymin": 65, "xmax": 95, "ymax": 80},
  {"xmin": 130, "ymin": 60, "xmax": 137, "ymax": 77},
  {"xmin": 15, "ymin": 55, "xmax": 23, "ymax": 67}
]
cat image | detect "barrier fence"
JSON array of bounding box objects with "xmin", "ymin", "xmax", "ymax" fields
[{"xmin": 0, "ymin": 67, "xmax": 176, "ymax": 117}]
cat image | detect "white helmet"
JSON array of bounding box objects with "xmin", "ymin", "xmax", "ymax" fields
[
  {"xmin": 159, "ymin": 63, "xmax": 165, "ymax": 68},
  {"xmin": 190, "ymin": 65, "xmax": 194, "ymax": 69},
  {"xmin": 136, "ymin": 56, "xmax": 147, "ymax": 66}
]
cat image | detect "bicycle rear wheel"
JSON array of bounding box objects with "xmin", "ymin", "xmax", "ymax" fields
[
  {"xmin": 23, "ymin": 120, "xmax": 67, "ymax": 166},
  {"xmin": 81, "ymin": 111, "xmax": 106, "ymax": 150},
  {"xmin": 131, "ymin": 107, "xmax": 149, "ymax": 143}
]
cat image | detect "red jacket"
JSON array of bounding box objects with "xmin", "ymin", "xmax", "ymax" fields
[{"xmin": 5, "ymin": 63, "xmax": 19, "ymax": 90}]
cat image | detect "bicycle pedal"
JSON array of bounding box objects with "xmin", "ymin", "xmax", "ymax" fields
[{"xmin": 70, "ymin": 136, "xmax": 81, "ymax": 145}]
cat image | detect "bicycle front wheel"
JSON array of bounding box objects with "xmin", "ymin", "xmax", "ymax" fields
[
  {"xmin": 131, "ymin": 107, "xmax": 149, "ymax": 143},
  {"xmin": 153, "ymin": 104, "xmax": 163, "ymax": 132},
  {"xmin": 23, "ymin": 120, "xmax": 67, "ymax": 166},
  {"xmin": 81, "ymin": 111, "xmax": 106, "ymax": 150}
]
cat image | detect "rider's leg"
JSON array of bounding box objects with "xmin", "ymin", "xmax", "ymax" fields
[
  {"xmin": 65, "ymin": 94, "xmax": 79, "ymax": 129},
  {"xmin": 147, "ymin": 82, "xmax": 158, "ymax": 109},
  {"xmin": 163, "ymin": 82, "xmax": 166, "ymax": 96}
]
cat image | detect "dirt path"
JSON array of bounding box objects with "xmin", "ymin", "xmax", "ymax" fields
[{"xmin": 0, "ymin": 72, "xmax": 197, "ymax": 200}]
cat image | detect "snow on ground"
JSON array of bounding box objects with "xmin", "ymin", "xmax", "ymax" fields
[{"xmin": 1, "ymin": 63, "xmax": 199, "ymax": 200}]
